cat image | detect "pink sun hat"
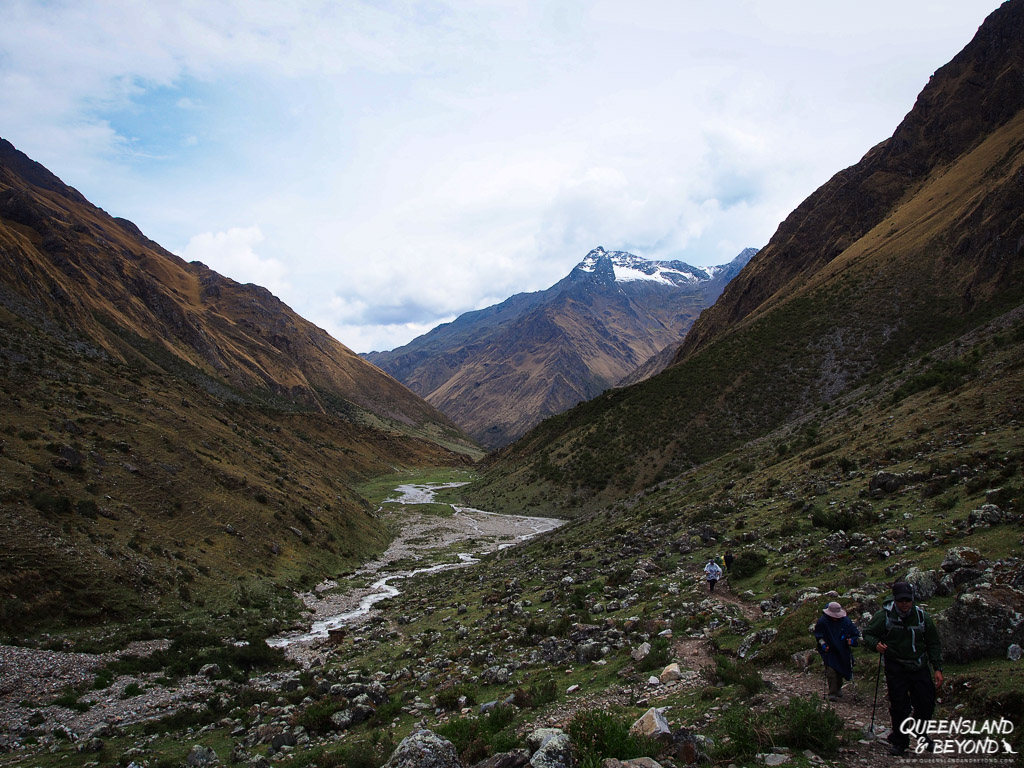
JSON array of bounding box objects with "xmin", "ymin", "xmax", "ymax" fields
[{"xmin": 823, "ymin": 601, "xmax": 847, "ymax": 618}]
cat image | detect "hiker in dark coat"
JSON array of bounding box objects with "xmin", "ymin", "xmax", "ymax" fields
[
  {"xmin": 723, "ymin": 551, "xmax": 735, "ymax": 572},
  {"xmin": 814, "ymin": 601, "xmax": 861, "ymax": 700},
  {"xmin": 863, "ymin": 581, "xmax": 944, "ymax": 756}
]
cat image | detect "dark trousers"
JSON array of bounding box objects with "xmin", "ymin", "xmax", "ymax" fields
[
  {"xmin": 885, "ymin": 662, "xmax": 935, "ymax": 750},
  {"xmin": 707, "ymin": 578, "xmax": 717, "ymax": 592}
]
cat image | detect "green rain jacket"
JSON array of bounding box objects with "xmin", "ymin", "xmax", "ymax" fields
[{"xmin": 863, "ymin": 600, "xmax": 943, "ymax": 672}]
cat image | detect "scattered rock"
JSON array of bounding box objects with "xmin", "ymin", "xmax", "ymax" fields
[
  {"xmin": 383, "ymin": 729, "xmax": 461, "ymax": 768},
  {"xmin": 938, "ymin": 585, "xmax": 1024, "ymax": 662},
  {"xmin": 630, "ymin": 707, "xmax": 673, "ymax": 743},
  {"xmin": 185, "ymin": 745, "xmax": 218, "ymax": 767}
]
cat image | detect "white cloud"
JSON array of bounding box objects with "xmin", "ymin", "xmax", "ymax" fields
[
  {"xmin": 0, "ymin": 0, "xmax": 1006, "ymax": 352},
  {"xmin": 179, "ymin": 226, "xmax": 291, "ymax": 298}
]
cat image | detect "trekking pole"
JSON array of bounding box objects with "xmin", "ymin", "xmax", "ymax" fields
[{"xmin": 869, "ymin": 652, "xmax": 883, "ymax": 735}]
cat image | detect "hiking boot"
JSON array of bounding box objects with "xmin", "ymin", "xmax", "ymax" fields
[{"xmin": 889, "ymin": 745, "xmax": 907, "ymax": 757}]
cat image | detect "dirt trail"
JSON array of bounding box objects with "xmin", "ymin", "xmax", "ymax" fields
[
  {"xmin": 542, "ymin": 575, "xmax": 930, "ymax": 766},
  {"xmin": 680, "ymin": 582, "xmax": 947, "ymax": 768}
]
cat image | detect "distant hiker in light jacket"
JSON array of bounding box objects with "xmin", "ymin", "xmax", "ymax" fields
[
  {"xmin": 704, "ymin": 559, "xmax": 722, "ymax": 592},
  {"xmin": 863, "ymin": 581, "xmax": 944, "ymax": 757},
  {"xmin": 814, "ymin": 601, "xmax": 860, "ymax": 700}
]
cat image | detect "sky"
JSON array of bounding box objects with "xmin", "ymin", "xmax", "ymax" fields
[{"xmin": 0, "ymin": 1, "xmax": 1006, "ymax": 353}]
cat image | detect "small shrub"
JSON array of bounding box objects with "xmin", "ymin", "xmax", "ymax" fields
[
  {"xmin": 714, "ymin": 697, "xmax": 843, "ymax": 760},
  {"xmin": 435, "ymin": 685, "xmax": 476, "ymax": 712},
  {"xmin": 810, "ymin": 506, "xmax": 864, "ymax": 532},
  {"xmin": 637, "ymin": 636, "xmax": 672, "ymax": 673},
  {"xmin": 53, "ymin": 689, "xmax": 90, "ymax": 712},
  {"xmin": 710, "ymin": 654, "xmax": 766, "ymax": 696},
  {"xmin": 567, "ymin": 710, "xmax": 661, "ymax": 768},
  {"xmin": 513, "ymin": 677, "xmax": 558, "ymax": 709},
  {"xmin": 731, "ymin": 551, "xmax": 767, "ymax": 579},
  {"xmin": 781, "ymin": 696, "xmax": 844, "ymax": 753},
  {"xmin": 296, "ymin": 697, "xmax": 344, "ymax": 733},
  {"xmin": 435, "ymin": 704, "xmax": 519, "ymax": 764}
]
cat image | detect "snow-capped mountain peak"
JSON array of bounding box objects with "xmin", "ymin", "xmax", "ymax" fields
[{"xmin": 575, "ymin": 247, "xmax": 722, "ymax": 287}]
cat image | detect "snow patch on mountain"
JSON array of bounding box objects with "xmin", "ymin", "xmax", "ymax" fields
[{"xmin": 577, "ymin": 246, "xmax": 723, "ymax": 286}]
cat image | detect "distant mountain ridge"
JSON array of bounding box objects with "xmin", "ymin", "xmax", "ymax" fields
[
  {"xmin": 466, "ymin": 0, "xmax": 1024, "ymax": 514},
  {"xmin": 364, "ymin": 246, "xmax": 756, "ymax": 449}
]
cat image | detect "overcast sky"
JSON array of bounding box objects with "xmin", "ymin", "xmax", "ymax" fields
[{"xmin": 0, "ymin": 1, "xmax": 1004, "ymax": 353}]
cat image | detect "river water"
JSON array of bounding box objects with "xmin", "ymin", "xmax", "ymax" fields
[{"xmin": 267, "ymin": 483, "xmax": 563, "ymax": 648}]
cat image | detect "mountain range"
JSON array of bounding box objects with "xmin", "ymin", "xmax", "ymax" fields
[
  {"xmin": 364, "ymin": 246, "xmax": 756, "ymax": 449},
  {"xmin": 466, "ymin": 0, "xmax": 1024, "ymax": 514},
  {"xmin": 1, "ymin": 1, "xmax": 1023, "ymax": 764}
]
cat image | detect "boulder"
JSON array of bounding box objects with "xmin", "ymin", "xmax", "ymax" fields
[
  {"xmin": 472, "ymin": 749, "xmax": 530, "ymax": 768},
  {"xmin": 529, "ymin": 731, "xmax": 573, "ymax": 768},
  {"xmin": 631, "ymin": 642, "xmax": 652, "ymax": 662},
  {"xmin": 525, "ymin": 729, "xmax": 564, "ymax": 753},
  {"xmin": 968, "ymin": 504, "xmax": 1006, "ymax": 526},
  {"xmin": 903, "ymin": 567, "xmax": 941, "ymax": 600},
  {"xmin": 659, "ymin": 663, "xmax": 683, "ymax": 683},
  {"xmin": 738, "ymin": 629, "xmax": 778, "ymax": 659},
  {"xmin": 630, "ymin": 707, "xmax": 673, "ymax": 743},
  {"xmin": 937, "ymin": 585, "xmax": 1024, "ymax": 663},
  {"xmin": 185, "ymin": 745, "xmax": 218, "ymax": 767},
  {"xmin": 941, "ymin": 547, "xmax": 985, "ymax": 572},
  {"xmin": 870, "ymin": 472, "xmax": 907, "ymax": 495},
  {"xmin": 383, "ymin": 729, "xmax": 462, "ymax": 768}
]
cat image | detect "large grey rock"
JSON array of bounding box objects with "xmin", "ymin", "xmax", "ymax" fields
[
  {"xmin": 526, "ymin": 729, "xmax": 565, "ymax": 753},
  {"xmin": 383, "ymin": 729, "xmax": 462, "ymax": 768},
  {"xmin": 630, "ymin": 707, "xmax": 672, "ymax": 743},
  {"xmin": 738, "ymin": 628, "xmax": 778, "ymax": 659},
  {"xmin": 904, "ymin": 567, "xmax": 941, "ymax": 600},
  {"xmin": 941, "ymin": 547, "xmax": 985, "ymax": 572},
  {"xmin": 471, "ymin": 749, "xmax": 530, "ymax": 768},
  {"xmin": 937, "ymin": 586, "xmax": 1024, "ymax": 663},
  {"xmin": 186, "ymin": 745, "xmax": 219, "ymax": 767},
  {"xmin": 529, "ymin": 731, "xmax": 573, "ymax": 768}
]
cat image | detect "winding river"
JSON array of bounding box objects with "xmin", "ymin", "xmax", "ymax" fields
[{"xmin": 267, "ymin": 483, "xmax": 563, "ymax": 648}]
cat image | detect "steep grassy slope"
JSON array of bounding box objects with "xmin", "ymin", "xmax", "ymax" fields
[
  {"xmin": 0, "ymin": 139, "xmax": 481, "ymax": 635},
  {"xmin": 0, "ymin": 138, "xmax": 467, "ymax": 436},
  {"xmin": 16, "ymin": 307, "xmax": 1017, "ymax": 768},
  {"xmin": 0, "ymin": 295, "xmax": 478, "ymax": 636},
  {"xmin": 465, "ymin": 1, "xmax": 1024, "ymax": 515}
]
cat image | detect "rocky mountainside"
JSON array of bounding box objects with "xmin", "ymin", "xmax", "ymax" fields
[
  {"xmin": 467, "ymin": 0, "xmax": 1024, "ymax": 515},
  {"xmin": 364, "ymin": 247, "xmax": 756, "ymax": 450},
  {"xmin": 0, "ymin": 138, "xmax": 463, "ymax": 433},
  {"xmin": 0, "ymin": 138, "xmax": 479, "ymax": 631}
]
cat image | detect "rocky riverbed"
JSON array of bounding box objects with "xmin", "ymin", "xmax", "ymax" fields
[
  {"xmin": 0, "ymin": 486, "xmax": 564, "ymax": 749},
  {"xmin": 269, "ymin": 486, "xmax": 564, "ymax": 665}
]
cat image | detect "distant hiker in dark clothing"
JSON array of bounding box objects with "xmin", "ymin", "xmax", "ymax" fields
[
  {"xmin": 863, "ymin": 582, "xmax": 944, "ymax": 756},
  {"xmin": 704, "ymin": 559, "xmax": 722, "ymax": 592},
  {"xmin": 724, "ymin": 552, "xmax": 735, "ymax": 572},
  {"xmin": 814, "ymin": 601, "xmax": 861, "ymax": 700}
]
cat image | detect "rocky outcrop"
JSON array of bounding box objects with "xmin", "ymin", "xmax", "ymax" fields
[
  {"xmin": 383, "ymin": 729, "xmax": 462, "ymax": 768},
  {"xmin": 938, "ymin": 584, "xmax": 1024, "ymax": 663}
]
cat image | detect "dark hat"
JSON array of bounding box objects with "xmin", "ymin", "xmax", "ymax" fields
[{"xmin": 892, "ymin": 582, "xmax": 914, "ymax": 600}]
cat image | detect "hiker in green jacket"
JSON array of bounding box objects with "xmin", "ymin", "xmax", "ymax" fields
[{"xmin": 863, "ymin": 582, "xmax": 944, "ymax": 756}]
